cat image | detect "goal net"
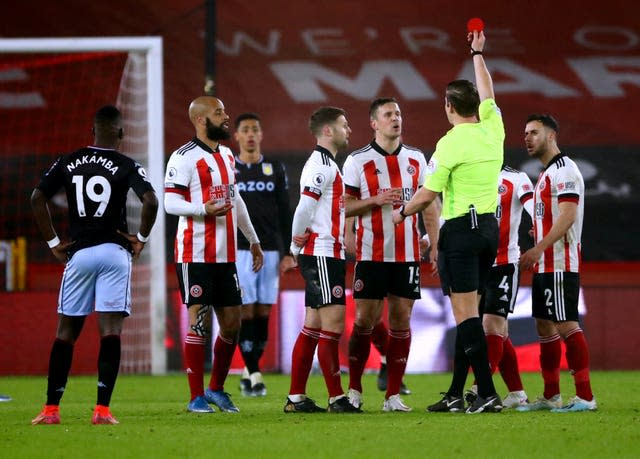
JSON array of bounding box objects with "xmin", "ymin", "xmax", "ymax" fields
[{"xmin": 0, "ymin": 37, "xmax": 166, "ymax": 374}]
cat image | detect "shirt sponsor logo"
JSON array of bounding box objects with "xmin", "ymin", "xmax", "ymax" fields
[{"xmin": 237, "ymin": 180, "xmax": 276, "ymax": 192}]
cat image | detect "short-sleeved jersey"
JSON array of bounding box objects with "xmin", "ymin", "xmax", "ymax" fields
[
  {"xmin": 164, "ymin": 138, "xmax": 239, "ymax": 263},
  {"xmin": 343, "ymin": 141, "xmax": 426, "ymax": 262},
  {"xmin": 495, "ymin": 166, "xmax": 534, "ymax": 266},
  {"xmin": 296, "ymin": 146, "xmax": 345, "ymax": 259},
  {"xmin": 234, "ymin": 155, "xmax": 291, "ymax": 253},
  {"xmin": 36, "ymin": 146, "xmax": 154, "ymax": 255},
  {"xmin": 424, "ymin": 98, "xmax": 504, "ymax": 219},
  {"xmin": 532, "ymin": 154, "xmax": 584, "ymax": 273}
]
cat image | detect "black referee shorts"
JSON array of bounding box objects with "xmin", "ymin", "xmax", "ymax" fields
[{"xmin": 437, "ymin": 213, "xmax": 498, "ymax": 296}]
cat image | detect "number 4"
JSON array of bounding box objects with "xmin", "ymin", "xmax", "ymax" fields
[{"xmin": 72, "ymin": 175, "xmax": 112, "ymax": 217}]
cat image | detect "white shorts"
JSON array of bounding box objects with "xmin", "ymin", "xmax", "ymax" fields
[
  {"xmin": 58, "ymin": 243, "xmax": 132, "ymax": 316},
  {"xmin": 236, "ymin": 250, "xmax": 280, "ymax": 305}
]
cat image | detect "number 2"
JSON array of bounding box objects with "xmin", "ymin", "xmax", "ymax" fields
[{"xmin": 72, "ymin": 175, "xmax": 112, "ymax": 217}]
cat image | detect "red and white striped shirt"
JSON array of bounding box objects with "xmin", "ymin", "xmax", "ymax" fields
[
  {"xmin": 343, "ymin": 141, "xmax": 426, "ymax": 262},
  {"xmin": 291, "ymin": 146, "xmax": 345, "ymax": 259},
  {"xmin": 495, "ymin": 166, "xmax": 534, "ymax": 266},
  {"xmin": 164, "ymin": 138, "xmax": 238, "ymax": 263},
  {"xmin": 533, "ymin": 154, "xmax": 584, "ymax": 273}
]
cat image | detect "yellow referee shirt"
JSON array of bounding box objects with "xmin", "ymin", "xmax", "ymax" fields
[{"xmin": 424, "ymin": 98, "xmax": 504, "ymax": 220}]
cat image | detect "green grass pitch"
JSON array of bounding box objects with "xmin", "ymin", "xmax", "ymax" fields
[{"xmin": 1, "ymin": 371, "xmax": 638, "ymax": 458}]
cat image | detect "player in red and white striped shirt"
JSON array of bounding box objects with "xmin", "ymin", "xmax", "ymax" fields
[
  {"xmin": 164, "ymin": 96, "xmax": 264, "ymax": 414},
  {"xmin": 467, "ymin": 166, "xmax": 534, "ymax": 408},
  {"xmin": 518, "ymin": 114, "xmax": 596, "ymax": 412},
  {"xmin": 284, "ymin": 107, "xmax": 361, "ymax": 413},
  {"xmin": 342, "ymin": 98, "xmax": 440, "ymax": 412}
]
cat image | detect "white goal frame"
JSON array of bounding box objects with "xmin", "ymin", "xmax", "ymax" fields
[{"xmin": 0, "ymin": 37, "xmax": 167, "ymax": 374}]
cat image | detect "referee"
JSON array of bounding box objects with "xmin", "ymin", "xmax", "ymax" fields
[{"xmin": 392, "ymin": 30, "xmax": 503, "ymax": 414}]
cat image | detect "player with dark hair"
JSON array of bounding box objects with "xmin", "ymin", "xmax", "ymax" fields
[
  {"xmin": 164, "ymin": 96, "xmax": 263, "ymax": 414},
  {"xmin": 516, "ymin": 114, "xmax": 596, "ymax": 412},
  {"xmin": 284, "ymin": 106, "xmax": 361, "ymax": 414},
  {"xmin": 344, "ymin": 97, "xmax": 440, "ymax": 412},
  {"xmin": 393, "ymin": 30, "xmax": 504, "ymax": 414},
  {"xmin": 233, "ymin": 112, "xmax": 294, "ymax": 397},
  {"xmin": 31, "ymin": 105, "xmax": 158, "ymax": 425}
]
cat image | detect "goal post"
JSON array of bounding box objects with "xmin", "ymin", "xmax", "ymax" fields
[{"xmin": 0, "ymin": 37, "xmax": 166, "ymax": 374}]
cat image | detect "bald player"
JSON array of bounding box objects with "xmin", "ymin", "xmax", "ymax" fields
[
  {"xmin": 164, "ymin": 96, "xmax": 264, "ymax": 414},
  {"xmin": 393, "ymin": 30, "xmax": 504, "ymax": 414}
]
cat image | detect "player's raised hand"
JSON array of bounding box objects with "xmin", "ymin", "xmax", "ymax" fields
[
  {"xmin": 204, "ymin": 199, "xmax": 233, "ymax": 216},
  {"xmin": 374, "ymin": 188, "xmax": 402, "ymax": 207}
]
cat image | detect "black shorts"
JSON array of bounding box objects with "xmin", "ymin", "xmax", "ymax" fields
[
  {"xmin": 176, "ymin": 262, "xmax": 242, "ymax": 308},
  {"xmin": 437, "ymin": 213, "xmax": 498, "ymax": 296},
  {"xmin": 479, "ymin": 263, "xmax": 520, "ymax": 319},
  {"xmin": 298, "ymin": 255, "xmax": 346, "ymax": 309},
  {"xmin": 352, "ymin": 261, "xmax": 421, "ymax": 300},
  {"xmin": 532, "ymin": 272, "xmax": 580, "ymax": 322}
]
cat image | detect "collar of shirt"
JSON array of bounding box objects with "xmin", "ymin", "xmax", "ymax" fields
[{"xmin": 370, "ymin": 140, "xmax": 402, "ymax": 156}]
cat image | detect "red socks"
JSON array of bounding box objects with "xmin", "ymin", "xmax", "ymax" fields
[
  {"xmin": 288, "ymin": 326, "xmax": 320, "ymax": 395},
  {"xmin": 371, "ymin": 321, "xmax": 388, "ymax": 356},
  {"xmin": 348, "ymin": 324, "xmax": 373, "ymax": 392},
  {"xmin": 564, "ymin": 328, "xmax": 593, "ymax": 401},
  {"xmin": 318, "ymin": 330, "xmax": 344, "ymax": 398},
  {"xmin": 499, "ymin": 337, "xmax": 524, "ymax": 392},
  {"xmin": 386, "ymin": 329, "xmax": 411, "ymax": 399},
  {"xmin": 540, "ymin": 334, "xmax": 562, "ymax": 399},
  {"xmin": 485, "ymin": 334, "xmax": 504, "ymax": 375},
  {"xmin": 208, "ymin": 334, "xmax": 237, "ymax": 392},
  {"xmin": 184, "ymin": 333, "xmax": 206, "ymax": 401}
]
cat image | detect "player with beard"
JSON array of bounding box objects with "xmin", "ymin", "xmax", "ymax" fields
[{"xmin": 164, "ymin": 96, "xmax": 264, "ymax": 413}]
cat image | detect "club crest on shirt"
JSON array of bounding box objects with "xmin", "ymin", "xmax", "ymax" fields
[
  {"xmin": 406, "ymin": 165, "xmax": 416, "ymax": 176},
  {"xmin": 190, "ymin": 285, "xmax": 203, "ymax": 298},
  {"xmin": 498, "ymin": 184, "xmax": 507, "ymax": 194},
  {"xmin": 332, "ymin": 285, "xmax": 344, "ymax": 298},
  {"xmin": 262, "ymin": 163, "xmax": 273, "ymax": 176},
  {"xmin": 538, "ymin": 181, "xmax": 546, "ymax": 191}
]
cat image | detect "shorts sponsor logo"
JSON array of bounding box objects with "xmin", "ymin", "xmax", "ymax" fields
[
  {"xmin": 190, "ymin": 285, "xmax": 203, "ymax": 298},
  {"xmin": 354, "ymin": 279, "xmax": 364, "ymax": 292},
  {"xmin": 332, "ymin": 285, "xmax": 344, "ymax": 298}
]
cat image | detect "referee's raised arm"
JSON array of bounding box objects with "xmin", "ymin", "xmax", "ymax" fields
[{"xmin": 469, "ymin": 31, "xmax": 494, "ymax": 102}]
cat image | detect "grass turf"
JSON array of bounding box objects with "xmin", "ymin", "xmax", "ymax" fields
[{"xmin": 1, "ymin": 371, "xmax": 638, "ymax": 458}]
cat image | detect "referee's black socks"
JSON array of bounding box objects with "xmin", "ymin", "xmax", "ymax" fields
[{"xmin": 457, "ymin": 317, "xmax": 497, "ymax": 398}]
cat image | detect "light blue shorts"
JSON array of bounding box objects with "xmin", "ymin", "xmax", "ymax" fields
[
  {"xmin": 236, "ymin": 250, "xmax": 280, "ymax": 305},
  {"xmin": 58, "ymin": 243, "xmax": 132, "ymax": 316}
]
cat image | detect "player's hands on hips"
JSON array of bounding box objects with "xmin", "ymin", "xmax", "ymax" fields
[
  {"xmin": 204, "ymin": 199, "xmax": 233, "ymax": 217},
  {"xmin": 519, "ymin": 246, "xmax": 542, "ymax": 271},
  {"xmin": 250, "ymin": 243, "xmax": 264, "ymax": 272},
  {"xmin": 50, "ymin": 240, "xmax": 74, "ymax": 264},
  {"xmin": 280, "ymin": 254, "xmax": 297, "ymax": 274},
  {"xmin": 468, "ymin": 30, "xmax": 485, "ymax": 52},
  {"xmin": 117, "ymin": 230, "xmax": 145, "ymax": 261},
  {"xmin": 374, "ymin": 188, "xmax": 402, "ymax": 207}
]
